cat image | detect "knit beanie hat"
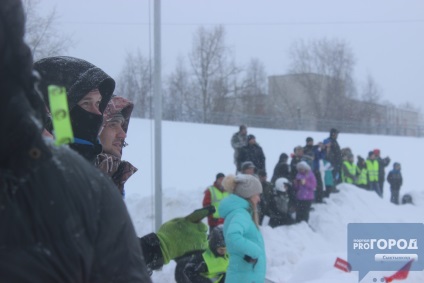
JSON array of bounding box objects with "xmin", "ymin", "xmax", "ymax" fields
[
  {"xmin": 222, "ymin": 174, "xmax": 262, "ymax": 199},
  {"xmin": 296, "ymin": 161, "xmax": 311, "ymax": 171}
]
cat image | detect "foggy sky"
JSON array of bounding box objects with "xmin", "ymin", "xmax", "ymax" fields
[{"xmin": 38, "ymin": 0, "xmax": 424, "ymax": 112}]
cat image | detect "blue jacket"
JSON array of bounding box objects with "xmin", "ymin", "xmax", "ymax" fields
[{"xmin": 219, "ymin": 194, "xmax": 266, "ymax": 283}]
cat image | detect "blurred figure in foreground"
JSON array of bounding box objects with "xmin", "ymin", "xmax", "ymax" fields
[{"xmin": 0, "ymin": 0, "xmax": 151, "ymax": 281}]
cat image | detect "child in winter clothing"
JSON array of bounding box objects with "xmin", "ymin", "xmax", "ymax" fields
[
  {"xmin": 268, "ymin": 178, "xmax": 294, "ymax": 227},
  {"xmin": 294, "ymin": 161, "xmax": 317, "ymax": 223},
  {"xmin": 387, "ymin": 162, "xmax": 403, "ymax": 205},
  {"xmin": 219, "ymin": 174, "xmax": 266, "ymax": 283},
  {"xmin": 174, "ymin": 226, "xmax": 229, "ymax": 283}
]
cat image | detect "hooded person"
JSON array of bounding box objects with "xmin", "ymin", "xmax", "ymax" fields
[
  {"xmin": 96, "ymin": 95, "xmax": 137, "ymax": 197},
  {"xmin": 0, "ymin": 0, "xmax": 151, "ymax": 281},
  {"xmin": 34, "ymin": 55, "xmax": 115, "ymax": 163},
  {"xmin": 271, "ymin": 152, "xmax": 290, "ymax": 184},
  {"xmin": 218, "ymin": 174, "xmax": 266, "ymax": 283}
]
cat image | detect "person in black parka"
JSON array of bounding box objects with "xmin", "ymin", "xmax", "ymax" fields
[
  {"xmin": 387, "ymin": 162, "xmax": 403, "ymax": 205},
  {"xmin": 34, "ymin": 55, "xmax": 115, "ymax": 163},
  {"xmin": 0, "ymin": 1, "xmax": 151, "ymax": 281},
  {"xmin": 270, "ymin": 153, "xmax": 290, "ymax": 184},
  {"xmin": 237, "ymin": 134, "xmax": 266, "ymax": 173}
]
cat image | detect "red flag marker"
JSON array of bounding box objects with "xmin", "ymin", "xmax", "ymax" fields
[
  {"xmin": 334, "ymin": 257, "xmax": 352, "ymax": 273},
  {"xmin": 384, "ymin": 259, "xmax": 414, "ymax": 282}
]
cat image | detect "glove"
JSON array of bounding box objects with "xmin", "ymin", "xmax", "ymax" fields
[{"xmin": 157, "ymin": 217, "xmax": 208, "ymax": 264}]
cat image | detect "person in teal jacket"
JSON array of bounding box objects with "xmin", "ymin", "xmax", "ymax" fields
[{"xmin": 219, "ymin": 174, "xmax": 266, "ymax": 283}]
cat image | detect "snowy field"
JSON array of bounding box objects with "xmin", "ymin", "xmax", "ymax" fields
[{"xmin": 122, "ymin": 119, "xmax": 424, "ymax": 283}]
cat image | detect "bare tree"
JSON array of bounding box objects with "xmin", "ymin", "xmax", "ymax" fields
[
  {"xmin": 117, "ymin": 51, "xmax": 152, "ymax": 118},
  {"xmin": 361, "ymin": 74, "xmax": 381, "ymax": 103},
  {"xmin": 165, "ymin": 56, "xmax": 199, "ymax": 121},
  {"xmin": 239, "ymin": 58, "xmax": 268, "ymax": 116},
  {"xmin": 189, "ymin": 25, "xmax": 239, "ymax": 123},
  {"xmin": 288, "ymin": 38, "xmax": 356, "ymax": 127},
  {"xmin": 23, "ymin": 0, "xmax": 72, "ymax": 60}
]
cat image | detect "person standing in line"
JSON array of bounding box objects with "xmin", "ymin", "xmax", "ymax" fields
[
  {"xmin": 341, "ymin": 153, "xmax": 358, "ymax": 184},
  {"xmin": 387, "ymin": 162, "xmax": 403, "ymax": 205},
  {"xmin": 237, "ymin": 134, "xmax": 266, "ymax": 173},
  {"xmin": 373, "ymin": 148, "xmax": 391, "ymax": 196},
  {"xmin": 219, "ymin": 174, "xmax": 266, "ymax": 283},
  {"xmin": 257, "ymin": 170, "xmax": 274, "ymax": 225},
  {"xmin": 302, "ymin": 137, "xmax": 315, "ymax": 169},
  {"xmin": 366, "ymin": 151, "xmax": 381, "ymax": 197},
  {"xmin": 289, "ymin": 146, "xmax": 303, "ymax": 207},
  {"xmin": 231, "ymin": 125, "xmax": 248, "ymax": 171},
  {"xmin": 271, "ymin": 152, "xmax": 290, "ymax": 184},
  {"xmin": 202, "ymin": 173, "xmax": 228, "ymax": 232},
  {"xmin": 356, "ymin": 155, "xmax": 368, "ymax": 189},
  {"xmin": 293, "ymin": 161, "xmax": 317, "ymax": 223},
  {"xmin": 323, "ymin": 128, "xmax": 342, "ymax": 185},
  {"xmin": 96, "ymin": 95, "xmax": 137, "ymax": 197},
  {"xmin": 312, "ymin": 141, "xmax": 325, "ymax": 203}
]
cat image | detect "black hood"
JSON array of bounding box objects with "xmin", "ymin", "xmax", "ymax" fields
[{"xmin": 34, "ymin": 56, "xmax": 115, "ymax": 114}]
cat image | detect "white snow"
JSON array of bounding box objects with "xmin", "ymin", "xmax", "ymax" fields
[{"xmin": 122, "ymin": 118, "xmax": 424, "ymax": 283}]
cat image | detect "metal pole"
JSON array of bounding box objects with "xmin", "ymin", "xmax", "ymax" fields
[{"xmin": 154, "ymin": 0, "xmax": 162, "ymax": 232}]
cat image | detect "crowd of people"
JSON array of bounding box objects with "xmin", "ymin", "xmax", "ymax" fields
[{"xmin": 229, "ymin": 125, "xmax": 405, "ymax": 225}]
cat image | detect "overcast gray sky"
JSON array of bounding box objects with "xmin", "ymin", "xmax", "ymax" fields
[{"xmin": 38, "ymin": 0, "xmax": 424, "ymax": 111}]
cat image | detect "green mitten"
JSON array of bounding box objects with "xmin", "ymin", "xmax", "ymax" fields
[{"xmin": 156, "ymin": 217, "xmax": 208, "ymax": 264}]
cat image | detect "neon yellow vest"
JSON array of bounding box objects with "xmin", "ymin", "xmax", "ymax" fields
[
  {"xmin": 342, "ymin": 161, "xmax": 357, "ymax": 184},
  {"xmin": 366, "ymin": 159, "xmax": 379, "ymax": 182},
  {"xmin": 201, "ymin": 248, "xmax": 229, "ymax": 282},
  {"xmin": 209, "ymin": 186, "xmax": 229, "ymax": 219},
  {"xmin": 356, "ymin": 167, "xmax": 368, "ymax": 186}
]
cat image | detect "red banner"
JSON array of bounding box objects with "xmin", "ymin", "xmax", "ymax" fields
[
  {"xmin": 384, "ymin": 259, "xmax": 413, "ymax": 282},
  {"xmin": 334, "ymin": 257, "xmax": 352, "ymax": 273}
]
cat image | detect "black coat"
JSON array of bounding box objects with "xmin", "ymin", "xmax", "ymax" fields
[
  {"xmin": 0, "ymin": 1, "xmax": 150, "ymax": 280},
  {"xmin": 237, "ymin": 144, "xmax": 266, "ymax": 171},
  {"xmin": 1, "ymin": 143, "xmax": 151, "ymax": 283},
  {"xmin": 387, "ymin": 170, "xmax": 403, "ymax": 190},
  {"xmin": 271, "ymin": 162, "xmax": 290, "ymax": 184}
]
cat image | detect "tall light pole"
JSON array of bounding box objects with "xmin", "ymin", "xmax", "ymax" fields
[{"xmin": 153, "ymin": 0, "xmax": 162, "ymax": 232}]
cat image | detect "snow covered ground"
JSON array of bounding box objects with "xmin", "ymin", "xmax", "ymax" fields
[{"xmin": 122, "ymin": 119, "xmax": 424, "ymax": 283}]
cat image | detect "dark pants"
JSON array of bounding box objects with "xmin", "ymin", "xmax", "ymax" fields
[
  {"xmin": 314, "ymin": 170, "xmax": 324, "ymax": 203},
  {"xmin": 390, "ymin": 187, "xmax": 400, "ymax": 205},
  {"xmin": 379, "ymin": 176, "xmax": 385, "ymax": 196},
  {"xmin": 296, "ymin": 200, "xmax": 312, "ymax": 223},
  {"xmin": 369, "ymin": 181, "xmax": 382, "ymax": 197}
]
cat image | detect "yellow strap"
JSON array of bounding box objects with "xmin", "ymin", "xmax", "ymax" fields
[{"xmin": 48, "ymin": 85, "xmax": 74, "ymax": 145}]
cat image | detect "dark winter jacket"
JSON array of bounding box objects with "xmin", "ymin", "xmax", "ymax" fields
[
  {"xmin": 0, "ymin": 2, "xmax": 150, "ymax": 280},
  {"xmin": 290, "ymin": 156, "xmax": 302, "ymax": 182},
  {"xmin": 258, "ymin": 180, "xmax": 274, "ymax": 218},
  {"xmin": 237, "ymin": 143, "xmax": 266, "ymax": 171},
  {"xmin": 271, "ymin": 153, "xmax": 290, "ymax": 184},
  {"xmin": 302, "ymin": 144, "xmax": 315, "ymax": 168},
  {"xmin": 34, "ymin": 56, "xmax": 115, "ymax": 163},
  {"xmin": 387, "ymin": 165, "xmax": 402, "ymax": 190},
  {"xmin": 323, "ymin": 137, "xmax": 342, "ymax": 171},
  {"xmin": 376, "ymin": 156, "xmax": 391, "ymax": 182}
]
